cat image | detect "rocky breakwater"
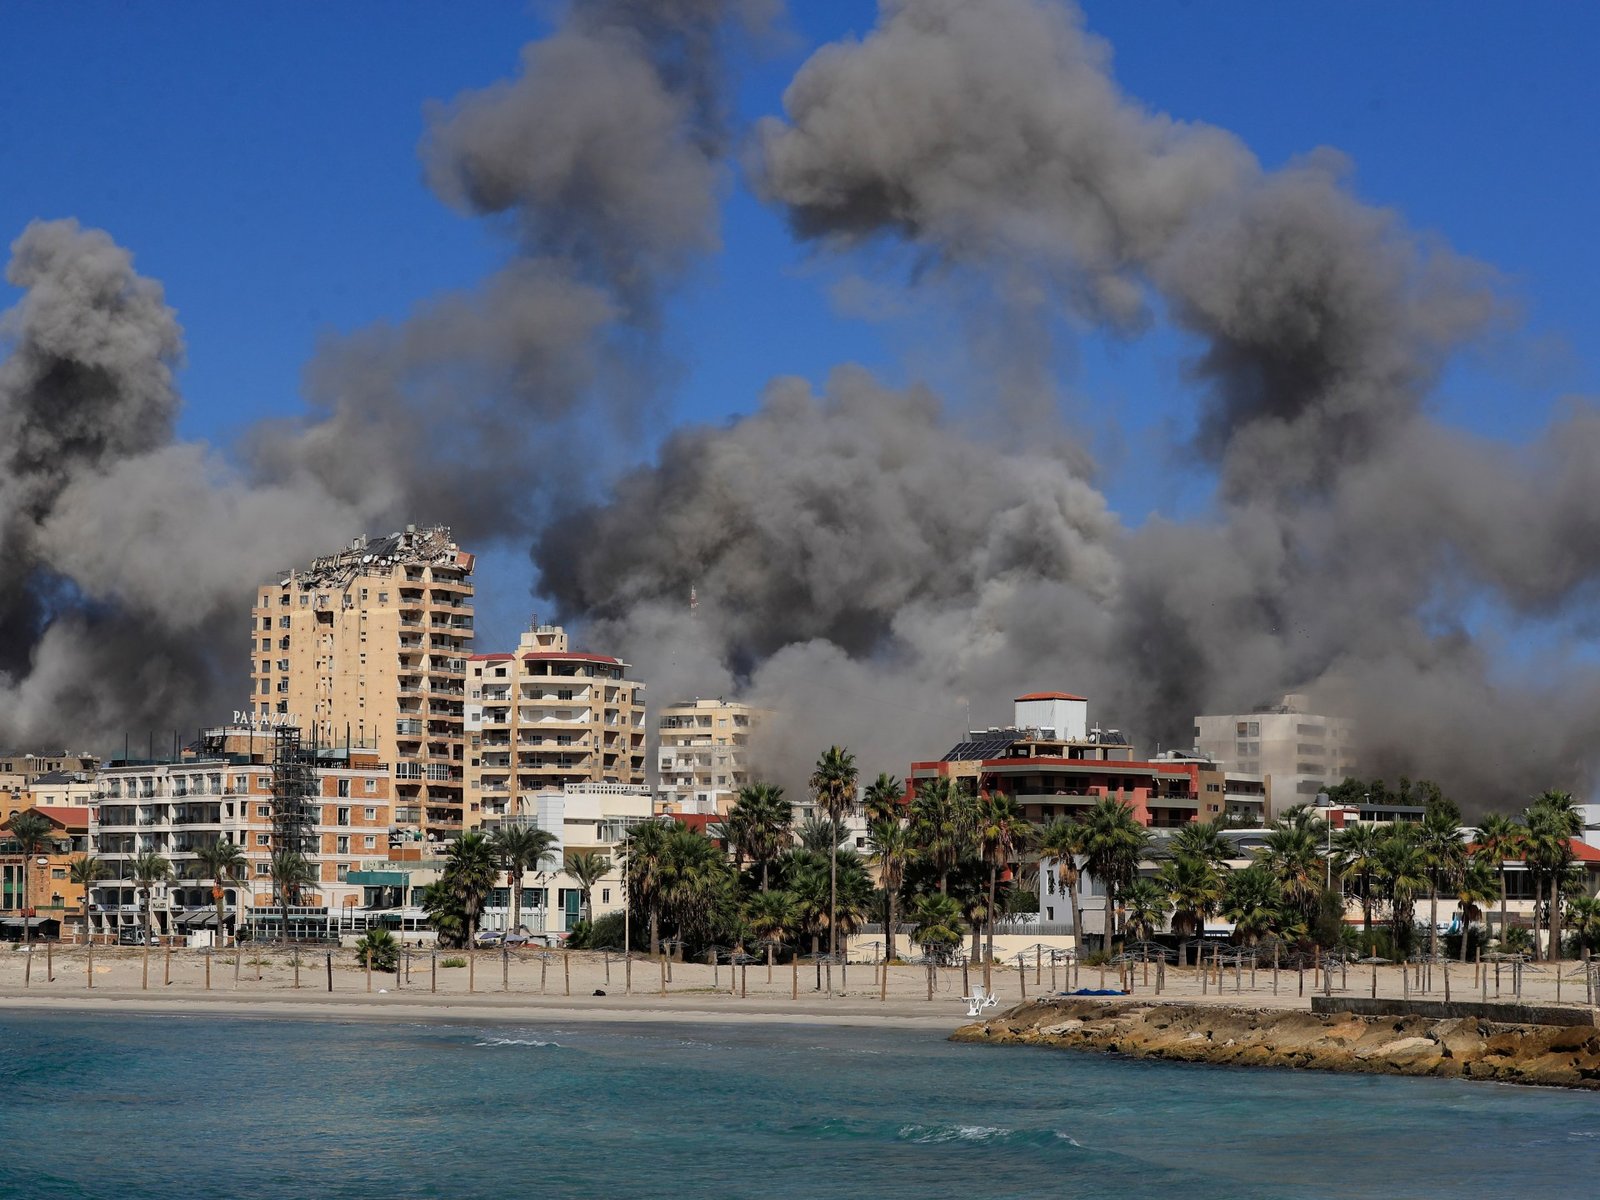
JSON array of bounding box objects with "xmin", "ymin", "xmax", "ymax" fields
[{"xmin": 952, "ymin": 998, "xmax": 1600, "ymax": 1090}]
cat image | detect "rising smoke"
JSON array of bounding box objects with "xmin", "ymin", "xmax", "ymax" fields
[{"xmin": 2, "ymin": 0, "xmax": 1596, "ymax": 812}]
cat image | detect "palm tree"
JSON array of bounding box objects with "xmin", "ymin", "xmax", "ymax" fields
[
  {"xmin": 909, "ymin": 777, "xmax": 976, "ymax": 894},
  {"xmin": 489, "ymin": 824, "xmax": 557, "ymax": 934},
  {"xmin": 975, "ymin": 791, "xmax": 1031, "ymax": 987},
  {"xmin": 1166, "ymin": 817, "xmax": 1232, "ymax": 871},
  {"xmin": 69, "ymin": 855, "xmax": 106, "ymax": 945},
  {"xmin": 1221, "ymin": 864, "xmax": 1282, "ymax": 945},
  {"xmin": 1123, "ymin": 878, "xmax": 1169, "ymax": 942},
  {"xmin": 745, "ymin": 888, "xmax": 799, "ymax": 969},
  {"xmin": 564, "ymin": 850, "xmax": 611, "ymax": 924},
  {"xmin": 269, "ymin": 851, "xmax": 316, "ymax": 925},
  {"xmin": 132, "ymin": 851, "xmax": 173, "ymax": 942},
  {"xmin": 1258, "ymin": 819, "xmax": 1325, "ymax": 930},
  {"xmin": 797, "ymin": 815, "xmax": 846, "ymax": 855},
  {"xmin": 1472, "ymin": 812, "xmax": 1524, "ymax": 947},
  {"xmin": 866, "ymin": 817, "xmax": 913, "ymax": 963},
  {"xmin": 659, "ymin": 825, "xmax": 731, "ymax": 949},
  {"xmin": 623, "ymin": 819, "xmax": 671, "ymax": 955},
  {"xmin": 7, "ymin": 811, "xmax": 52, "ymax": 951},
  {"xmin": 438, "ymin": 832, "xmax": 499, "ymax": 946},
  {"xmin": 354, "ymin": 928, "xmax": 399, "ymax": 972},
  {"xmin": 729, "ymin": 783, "xmax": 793, "ymax": 891},
  {"xmin": 1081, "ymin": 798, "xmax": 1149, "ymax": 951},
  {"xmin": 810, "ymin": 746, "xmax": 859, "ymax": 969},
  {"xmin": 1527, "ymin": 791, "xmax": 1581, "ymax": 961},
  {"xmin": 1159, "ymin": 852, "xmax": 1224, "ymax": 962},
  {"xmin": 861, "ymin": 773, "xmax": 904, "ymax": 827},
  {"xmin": 1453, "ymin": 858, "xmax": 1497, "ymax": 963},
  {"xmin": 1417, "ymin": 808, "xmax": 1465, "ymax": 961},
  {"xmin": 1036, "ymin": 817, "xmax": 1086, "ymax": 951},
  {"xmin": 192, "ymin": 839, "xmax": 246, "ymax": 947},
  {"xmin": 909, "ymin": 891, "xmax": 964, "ymax": 953},
  {"xmin": 1567, "ymin": 894, "xmax": 1600, "ymax": 972},
  {"xmin": 1375, "ymin": 827, "xmax": 1427, "ymax": 955},
  {"xmin": 1334, "ymin": 822, "xmax": 1385, "ymax": 953}
]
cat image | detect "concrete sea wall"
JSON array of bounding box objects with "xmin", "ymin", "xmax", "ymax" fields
[{"xmin": 953, "ymin": 998, "xmax": 1600, "ymax": 1090}]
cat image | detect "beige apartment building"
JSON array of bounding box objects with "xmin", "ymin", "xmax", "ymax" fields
[
  {"xmin": 1193, "ymin": 693, "xmax": 1357, "ymax": 811},
  {"xmin": 465, "ymin": 624, "xmax": 647, "ymax": 826},
  {"xmin": 655, "ymin": 698, "xmax": 766, "ymax": 815},
  {"xmin": 250, "ymin": 525, "xmax": 474, "ymax": 835}
]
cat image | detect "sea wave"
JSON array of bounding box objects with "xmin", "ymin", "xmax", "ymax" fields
[
  {"xmin": 473, "ymin": 1036, "xmax": 561, "ymax": 1048},
  {"xmin": 896, "ymin": 1124, "xmax": 1084, "ymax": 1148}
]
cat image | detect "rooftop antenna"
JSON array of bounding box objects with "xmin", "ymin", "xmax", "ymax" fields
[{"xmin": 689, "ymin": 584, "xmax": 698, "ymax": 615}]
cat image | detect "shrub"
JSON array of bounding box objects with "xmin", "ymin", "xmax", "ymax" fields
[
  {"xmin": 568, "ymin": 910, "xmax": 627, "ymax": 952},
  {"xmin": 439, "ymin": 956, "xmax": 468, "ymax": 969},
  {"xmin": 354, "ymin": 929, "xmax": 399, "ymax": 973}
]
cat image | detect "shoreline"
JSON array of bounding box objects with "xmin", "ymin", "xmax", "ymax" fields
[{"xmin": 954, "ymin": 997, "xmax": 1600, "ymax": 1090}]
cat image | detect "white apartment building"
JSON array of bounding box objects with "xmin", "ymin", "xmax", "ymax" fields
[
  {"xmin": 1193, "ymin": 693, "xmax": 1356, "ymax": 809},
  {"xmin": 464, "ymin": 623, "xmax": 647, "ymax": 827},
  {"xmin": 655, "ymin": 697, "xmax": 766, "ymax": 815}
]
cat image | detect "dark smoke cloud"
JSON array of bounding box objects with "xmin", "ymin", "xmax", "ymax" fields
[
  {"xmin": 533, "ymin": 0, "xmax": 1600, "ymax": 812},
  {"xmin": 0, "ymin": 1, "xmax": 758, "ymax": 748}
]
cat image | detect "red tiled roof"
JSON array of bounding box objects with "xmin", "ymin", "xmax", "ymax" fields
[
  {"xmin": 1015, "ymin": 691, "xmax": 1087, "ymax": 702},
  {"xmin": 522, "ymin": 652, "xmax": 623, "ymax": 666},
  {"xmin": 468, "ymin": 653, "xmax": 513, "ymax": 661},
  {"xmin": 2, "ymin": 805, "xmax": 87, "ymax": 830},
  {"xmin": 1569, "ymin": 839, "xmax": 1600, "ymax": 864}
]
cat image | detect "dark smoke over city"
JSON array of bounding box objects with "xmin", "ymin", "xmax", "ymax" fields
[{"xmin": 2, "ymin": 0, "xmax": 1597, "ymax": 812}]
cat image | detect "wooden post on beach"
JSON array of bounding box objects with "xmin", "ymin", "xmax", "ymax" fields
[
  {"xmin": 1272, "ymin": 946, "xmax": 1279, "ymax": 996},
  {"xmin": 234, "ymin": 943, "xmax": 240, "ymax": 987},
  {"xmin": 46, "ymin": 940, "xmax": 52, "ymax": 982},
  {"xmin": 1019, "ymin": 958, "xmax": 1027, "ymax": 1000},
  {"xmin": 1051, "ymin": 955, "xmax": 1058, "ymax": 993},
  {"xmin": 23, "ymin": 944, "xmax": 31, "ymax": 988},
  {"xmin": 926, "ymin": 960, "xmax": 934, "ymax": 1002},
  {"xmin": 1322, "ymin": 954, "xmax": 1331, "ymax": 998},
  {"xmin": 541, "ymin": 952, "xmax": 548, "ymax": 994},
  {"xmin": 1156, "ymin": 958, "xmax": 1164, "ymax": 994},
  {"xmin": 564, "ymin": 950, "xmax": 571, "ymax": 997},
  {"xmin": 1556, "ymin": 959, "xmax": 1562, "ymax": 1003},
  {"xmin": 740, "ymin": 963, "xmax": 747, "ymax": 999},
  {"xmin": 294, "ymin": 947, "xmax": 300, "ymax": 990},
  {"xmin": 468, "ymin": 950, "xmax": 476, "ymax": 994},
  {"xmin": 1494, "ymin": 956, "xmax": 1501, "ymax": 998},
  {"xmin": 256, "ymin": 950, "xmax": 262, "ymax": 983},
  {"xmin": 1371, "ymin": 959, "xmax": 1377, "ymax": 999},
  {"xmin": 1036, "ymin": 945, "xmax": 1042, "ymax": 986},
  {"xmin": 431, "ymin": 949, "xmax": 437, "ymax": 994},
  {"xmin": 1098, "ymin": 958, "xmax": 1106, "ymax": 990},
  {"xmin": 1236, "ymin": 954, "xmax": 1242, "ymax": 993},
  {"xmin": 1297, "ymin": 962, "xmax": 1304, "ymax": 997},
  {"xmin": 880, "ymin": 957, "xmax": 888, "ymax": 1003},
  {"xmin": 659, "ymin": 952, "xmax": 667, "ymax": 996},
  {"xmin": 141, "ymin": 939, "xmax": 149, "ymax": 991},
  {"xmin": 1444, "ymin": 958, "xmax": 1451, "ymax": 1003},
  {"xmin": 205, "ymin": 950, "xmax": 211, "ymax": 991},
  {"xmin": 366, "ymin": 948, "xmax": 373, "ymax": 993},
  {"xmin": 164, "ymin": 944, "xmax": 171, "ymax": 987},
  {"xmin": 793, "ymin": 953, "xmax": 799, "ymax": 1001},
  {"xmin": 1201, "ymin": 951, "xmax": 1208, "ymax": 995},
  {"xmin": 87, "ymin": 941, "xmax": 93, "ymax": 989},
  {"xmin": 325, "ymin": 952, "xmax": 333, "ymax": 993},
  {"xmin": 1250, "ymin": 955, "xmax": 1256, "ymax": 991},
  {"xmin": 1482, "ymin": 953, "xmax": 1488, "ymax": 1002},
  {"xmin": 502, "ymin": 946, "xmax": 509, "ymax": 992},
  {"xmin": 1402, "ymin": 960, "xmax": 1409, "ymax": 1001}
]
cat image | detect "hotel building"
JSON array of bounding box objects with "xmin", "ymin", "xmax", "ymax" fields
[
  {"xmin": 250, "ymin": 525, "xmax": 474, "ymax": 836},
  {"xmin": 1193, "ymin": 693, "xmax": 1357, "ymax": 807},
  {"xmin": 655, "ymin": 697, "xmax": 766, "ymax": 815}
]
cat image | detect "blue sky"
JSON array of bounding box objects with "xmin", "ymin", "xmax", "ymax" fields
[{"xmin": 2, "ymin": 2, "xmax": 1596, "ymax": 648}]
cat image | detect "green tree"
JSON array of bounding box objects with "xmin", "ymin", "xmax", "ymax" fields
[
  {"xmin": 622, "ymin": 819, "xmax": 672, "ymax": 956},
  {"xmin": 1334, "ymin": 822, "xmax": 1385, "ymax": 953},
  {"xmin": 354, "ymin": 928, "xmax": 399, "ymax": 972},
  {"xmin": 1526, "ymin": 791, "xmax": 1581, "ymax": 962},
  {"xmin": 6, "ymin": 811, "xmax": 52, "ymax": 951},
  {"xmin": 909, "ymin": 777, "xmax": 977, "ymax": 895},
  {"xmin": 1453, "ymin": 858, "xmax": 1497, "ymax": 963},
  {"xmin": 1036, "ymin": 817, "xmax": 1086, "ymax": 952},
  {"xmin": 68, "ymin": 855, "xmax": 106, "ymax": 945},
  {"xmin": 131, "ymin": 850, "xmax": 173, "ymax": 947},
  {"xmin": 1081, "ymin": 798, "xmax": 1150, "ymax": 951},
  {"xmin": 1122, "ymin": 878, "xmax": 1169, "ymax": 942},
  {"xmin": 564, "ymin": 850, "xmax": 611, "ymax": 924},
  {"xmin": 745, "ymin": 888, "xmax": 799, "ymax": 967},
  {"xmin": 976, "ymin": 791, "xmax": 1032, "ymax": 987},
  {"xmin": 659, "ymin": 824, "xmax": 732, "ymax": 950},
  {"xmin": 910, "ymin": 891, "xmax": 964, "ymax": 951},
  {"xmin": 797, "ymin": 815, "xmax": 846, "ymax": 854},
  {"xmin": 269, "ymin": 851, "xmax": 316, "ymax": 924},
  {"xmin": 1472, "ymin": 812, "xmax": 1524, "ymax": 948},
  {"xmin": 866, "ymin": 817, "xmax": 913, "ymax": 962},
  {"xmin": 810, "ymin": 745, "xmax": 859, "ymax": 968},
  {"xmin": 861, "ymin": 773, "xmax": 904, "ymax": 827},
  {"xmin": 1375, "ymin": 826, "xmax": 1427, "ymax": 955},
  {"xmin": 729, "ymin": 783, "xmax": 793, "ymax": 891},
  {"xmin": 192, "ymin": 839, "xmax": 246, "ymax": 947},
  {"xmin": 434, "ymin": 832, "xmax": 499, "ymax": 947},
  {"xmin": 1417, "ymin": 807, "xmax": 1465, "ymax": 960},
  {"xmin": 1159, "ymin": 852, "xmax": 1224, "ymax": 962},
  {"xmin": 1258, "ymin": 815, "xmax": 1326, "ymax": 930},
  {"xmin": 1166, "ymin": 817, "xmax": 1233, "ymax": 871},
  {"xmin": 1566, "ymin": 894, "xmax": 1600, "ymax": 965},
  {"xmin": 1221, "ymin": 864, "xmax": 1282, "ymax": 945},
  {"xmin": 489, "ymin": 824, "xmax": 557, "ymax": 935}
]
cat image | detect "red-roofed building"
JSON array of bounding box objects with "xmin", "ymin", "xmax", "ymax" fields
[
  {"xmin": 466, "ymin": 623, "xmax": 647, "ymax": 826},
  {"xmin": 1, "ymin": 804, "xmax": 90, "ymax": 941}
]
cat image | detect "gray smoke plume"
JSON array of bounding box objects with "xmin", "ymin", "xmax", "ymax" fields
[
  {"xmin": 0, "ymin": 1, "xmax": 759, "ymax": 748},
  {"xmin": 533, "ymin": 0, "xmax": 1600, "ymax": 812}
]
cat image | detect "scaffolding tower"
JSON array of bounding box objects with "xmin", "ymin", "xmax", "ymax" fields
[{"xmin": 271, "ymin": 726, "xmax": 318, "ymax": 880}]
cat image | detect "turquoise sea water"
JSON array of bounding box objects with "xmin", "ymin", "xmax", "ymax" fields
[{"xmin": 0, "ymin": 1012, "xmax": 1595, "ymax": 1199}]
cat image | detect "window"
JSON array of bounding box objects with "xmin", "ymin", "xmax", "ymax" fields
[
  {"xmin": 279, "ymin": 593, "xmax": 289, "ymax": 606},
  {"xmin": 602, "ymin": 888, "xmax": 611, "ymax": 904},
  {"xmin": 259, "ymin": 679, "xmax": 269, "ymax": 694},
  {"xmin": 364, "ymin": 779, "xmax": 377, "ymax": 794},
  {"xmin": 337, "ymin": 836, "xmax": 350, "ymax": 854},
  {"xmin": 337, "ymin": 863, "xmax": 350, "ymax": 882},
  {"xmin": 364, "ymin": 807, "xmax": 377, "ymax": 820},
  {"xmin": 360, "ymin": 588, "xmax": 368, "ymax": 602},
  {"xmin": 300, "ymin": 594, "xmax": 309, "ymax": 606},
  {"xmin": 260, "ymin": 638, "xmax": 270, "ymax": 652},
  {"xmin": 337, "ymin": 779, "xmax": 350, "ymax": 798},
  {"xmin": 255, "ymin": 863, "xmax": 271, "ymax": 877},
  {"xmin": 364, "ymin": 835, "xmax": 376, "ymax": 849},
  {"xmin": 256, "ymin": 833, "xmax": 270, "ymax": 847},
  {"xmin": 336, "ymin": 807, "xmax": 351, "ymax": 825},
  {"xmin": 261, "ymin": 616, "xmax": 271, "ymax": 630}
]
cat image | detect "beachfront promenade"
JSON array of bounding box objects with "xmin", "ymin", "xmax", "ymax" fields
[{"xmin": 0, "ymin": 945, "xmax": 1594, "ymax": 1025}]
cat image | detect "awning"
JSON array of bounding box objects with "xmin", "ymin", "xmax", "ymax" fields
[{"xmin": 0, "ymin": 916, "xmax": 49, "ymax": 928}]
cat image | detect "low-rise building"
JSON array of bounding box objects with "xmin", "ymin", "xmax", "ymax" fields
[{"xmin": 0, "ymin": 806, "xmax": 90, "ymax": 940}]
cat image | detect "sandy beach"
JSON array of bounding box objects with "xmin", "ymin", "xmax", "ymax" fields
[{"xmin": 2, "ymin": 943, "xmax": 1592, "ymax": 1030}]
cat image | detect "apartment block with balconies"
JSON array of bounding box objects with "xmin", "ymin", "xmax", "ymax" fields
[
  {"xmin": 465, "ymin": 623, "xmax": 646, "ymax": 827},
  {"xmin": 655, "ymin": 697, "xmax": 768, "ymax": 816},
  {"xmin": 250, "ymin": 525, "xmax": 474, "ymax": 837}
]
